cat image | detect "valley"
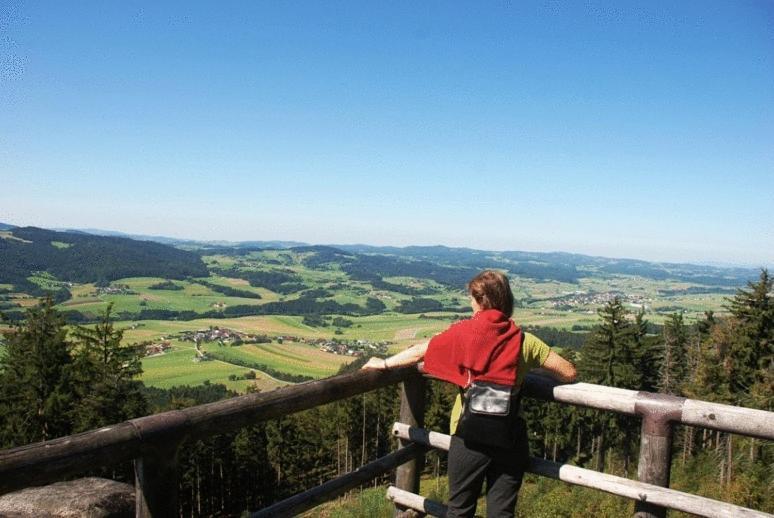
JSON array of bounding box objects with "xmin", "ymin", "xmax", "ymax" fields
[{"xmin": 0, "ymin": 226, "xmax": 758, "ymax": 394}]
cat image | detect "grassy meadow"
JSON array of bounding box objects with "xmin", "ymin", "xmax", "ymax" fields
[
  {"xmin": 61, "ymin": 277, "xmax": 266, "ymax": 315},
  {"xmin": 3, "ymin": 247, "xmax": 742, "ymax": 395},
  {"xmin": 200, "ymin": 341, "xmax": 351, "ymax": 378},
  {"xmin": 127, "ymin": 311, "xmax": 459, "ymax": 392}
]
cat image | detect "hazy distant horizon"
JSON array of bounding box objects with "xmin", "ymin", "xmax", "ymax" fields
[
  {"xmin": 2, "ymin": 218, "xmax": 770, "ymax": 270},
  {"xmin": 2, "ymin": 3, "xmax": 772, "ymax": 267}
]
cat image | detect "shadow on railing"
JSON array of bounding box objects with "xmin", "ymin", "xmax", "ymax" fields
[{"xmin": 0, "ymin": 364, "xmax": 772, "ymax": 518}]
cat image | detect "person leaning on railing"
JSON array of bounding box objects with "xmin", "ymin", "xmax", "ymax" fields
[{"xmin": 363, "ymin": 270, "xmax": 577, "ymax": 518}]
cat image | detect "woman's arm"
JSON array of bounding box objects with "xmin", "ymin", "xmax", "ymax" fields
[
  {"xmin": 535, "ymin": 350, "xmax": 577, "ymax": 382},
  {"xmin": 361, "ymin": 340, "xmax": 429, "ymax": 370}
]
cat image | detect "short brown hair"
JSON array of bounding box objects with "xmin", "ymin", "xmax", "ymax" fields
[{"xmin": 467, "ymin": 270, "xmax": 514, "ymax": 316}]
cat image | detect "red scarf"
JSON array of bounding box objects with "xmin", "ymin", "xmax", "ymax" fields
[{"xmin": 423, "ymin": 309, "xmax": 522, "ymax": 388}]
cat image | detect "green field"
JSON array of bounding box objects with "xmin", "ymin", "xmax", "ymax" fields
[
  {"xmin": 117, "ymin": 312, "xmax": 450, "ymax": 347},
  {"xmin": 59, "ymin": 277, "xmax": 266, "ymax": 315},
  {"xmin": 140, "ymin": 342, "xmax": 286, "ymax": 392},
  {"xmin": 200, "ymin": 341, "xmax": 351, "ymax": 378},
  {"xmin": 127, "ymin": 312, "xmax": 449, "ymax": 391},
  {"xmin": 44, "ymin": 248, "xmax": 735, "ymax": 327}
]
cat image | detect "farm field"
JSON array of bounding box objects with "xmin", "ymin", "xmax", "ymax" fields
[
  {"xmin": 117, "ymin": 315, "xmax": 331, "ymax": 344},
  {"xmin": 200, "ymin": 341, "xmax": 351, "ymax": 379},
  {"xmin": 140, "ymin": 342, "xmax": 286, "ymax": 392},
  {"xmin": 126, "ymin": 313, "xmax": 449, "ymax": 392},
  {"xmin": 58, "ymin": 277, "xmax": 266, "ymax": 315},
  {"xmin": 202, "ymin": 275, "xmax": 280, "ymax": 301},
  {"xmin": 20, "ymin": 243, "xmax": 736, "ymax": 332},
  {"xmin": 128, "ymin": 308, "xmax": 593, "ymax": 393},
  {"xmin": 117, "ymin": 313, "xmax": 451, "ymax": 348}
]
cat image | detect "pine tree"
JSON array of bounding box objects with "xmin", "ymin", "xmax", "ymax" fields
[
  {"xmin": 70, "ymin": 303, "xmax": 147, "ymax": 431},
  {"xmin": 579, "ymin": 298, "xmax": 640, "ymax": 388},
  {"xmin": 0, "ymin": 297, "xmax": 75, "ymax": 447},
  {"xmin": 659, "ymin": 312, "xmax": 688, "ymax": 395},
  {"xmin": 577, "ymin": 298, "xmax": 642, "ymax": 473},
  {"xmin": 634, "ymin": 308, "xmax": 660, "ymax": 392},
  {"xmin": 726, "ymin": 269, "xmax": 773, "ymax": 404}
]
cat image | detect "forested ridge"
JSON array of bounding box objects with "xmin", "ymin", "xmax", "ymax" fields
[
  {"xmin": 0, "ymin": 227, "xmax": 208, "ymax": 297},
  {"xmin": 0, "ymin": 271, "xmax": 770, "ymax": 516}
]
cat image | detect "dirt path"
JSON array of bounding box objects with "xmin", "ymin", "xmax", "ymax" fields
[{"xmin": 394, "ymin": 327, "xmax": 419, "ymax": 340}]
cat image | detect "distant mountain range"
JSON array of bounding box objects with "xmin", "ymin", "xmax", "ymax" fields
[
  {"xmin": 0, "ymin": 222, "xmax": 765, "ymax": 295},
  {"xmin": 52, "ymin": 227, "xmax": 307, "ymax": 250}
]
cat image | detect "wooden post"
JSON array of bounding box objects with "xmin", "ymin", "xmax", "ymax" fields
[
  {"xmin": 394, "ymin": 375, "xmax": 425, "ymax": 517},
  {"xmin": 634, "ymin": 393, "xmax": 683, "ymax": 518},
  {"xmin": 135, "ymin": 443, "xmax": 180, "ymax": 517},
  {"xmin": 130, "ymin": 411, "xmax": 189, "ymax": 517}
]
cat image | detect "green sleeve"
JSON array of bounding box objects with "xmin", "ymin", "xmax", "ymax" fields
[{"xmin": 519, "ymin": 332, "xmax": 551, "ymax": 377}]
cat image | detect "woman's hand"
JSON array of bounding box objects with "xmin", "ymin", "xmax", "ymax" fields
[
  {"xmin": 361, "ymin": 357, "xmax": 389, "ymax": 370},
  {"xmin": 361, "ymin": 341, "xmax": 428, "ymax": 371},
  {"xmin": 538, "ymin": 350, "xmax": 577, "ymax": 383}
]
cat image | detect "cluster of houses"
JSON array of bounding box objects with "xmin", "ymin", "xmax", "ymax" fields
[
  {"xmin": 260, "ymin": 334, "xmax": 391, "ymax": 357},
  {"xmin": 180, "ymin": 327, "xmax": 249, "ymax": 343},
  {"xmin": 139, "ymin": 327, "xmax": 391, "ymax": 359},
  {"xmin": 316, "ymin": 338, "xmax": 390, "ymax": 357},
  {"xmin": 95, "ymin": 284, "xmax": 135, "ymax": 296},
  {"xmin": 548, "ymin": 290, "xmax": 651, "ymax": 311},
  {"xmin": 144, "ymin": 341, "xmax": 172, "ymax": 356}
]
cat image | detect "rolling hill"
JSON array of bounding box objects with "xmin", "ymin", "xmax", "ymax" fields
[{"xmin": 0, "ymin": 227, "xmax": 208, "ymax": 296}]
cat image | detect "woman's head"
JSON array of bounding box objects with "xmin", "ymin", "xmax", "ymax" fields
[{"xmin": 467, "ymin": 270, "xmax": 514, "ymax": 316}]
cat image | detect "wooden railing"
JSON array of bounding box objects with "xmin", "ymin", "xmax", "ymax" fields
[{"xmin": 0, "ymin": 365, "xmax": 772, "ymax": 518}]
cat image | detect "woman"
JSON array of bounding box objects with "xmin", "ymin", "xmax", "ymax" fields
[{"xmin": 363, "ymin": 270, "xmax": 576, "ymax": 518}]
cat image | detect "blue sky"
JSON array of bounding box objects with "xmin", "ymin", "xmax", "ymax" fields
[{"xmin": 1, "ymin": 1, "xmax": 772, "ymax": 265}]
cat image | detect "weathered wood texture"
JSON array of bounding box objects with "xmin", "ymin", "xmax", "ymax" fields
[
  {"xmin": 414, "ymin": 366, "xmax": 774, "ymax": 440},
  {"xmin": 387, "ymin": 486, "xmax": 448, "ymax": 517},
  {"xmin": 1, "ymin": 364, "xmax": 772, "ymax": 516},
  {"xmin": 392, "ymin": 424, "xmax": 773, "ymax": 518},
  {"xmin": 0, "ymin": 365, "xmax": 421, "ymax": 495},
  {"xmin": 0, "ymin": 422, "xmax": 141, "ymax": 495},
  {"xmin": 251, "ymin": 444, "xmax": 425, "ymax": 518},
  {"xmin": 634, "ymin": 431, "xmax": 672, "ymax": 518},
  {"xmin": 394, "ymin": 376, "xmax": 426, "ymax": 517},
  {"xmin": 134, "ymin": 444, "xmax": 179, "ymax": 518},
  {"xmin": 519, "ymin": 374, "xmax": 774, "ymax": 440},
  {"xmin": 531, "ymin": 457, "xmax": 771, "ymax": 518},
  {"xmin": 632, "ymin": 392, "xmax": 681, "ymax": 518}
]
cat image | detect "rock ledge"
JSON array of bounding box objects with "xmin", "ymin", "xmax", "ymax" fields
[{"xmin": 0, "ymin": 477, "xmax": 133, "ymax": 517}]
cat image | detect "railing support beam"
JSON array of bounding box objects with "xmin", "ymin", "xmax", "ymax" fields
[
  {"xmin": 135, "ymin": 443, "xmax": 180, "ymax": 517},
  {"xmin": 392, "ymin": 423, "xmax": 772, "ymax": 518},
  {"xmin": 252, "ymin": 444, "xmax": 425, "ymax": 518},
  {"xmin": 633, "ymin": 393, "xmax": 683, "ymax": 518},
  {"xmin": 394, "ymin": 376, "xmax": 426, "ymax": 517},
  {"xmin": 130, "ymin": 410, "xmax": 189, "ymax": 517}
]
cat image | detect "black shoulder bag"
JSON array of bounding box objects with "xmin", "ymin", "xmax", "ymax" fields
[
  {"xmin": 455, "ymin": 381, "xmax": 522, "ymax": 448},
  {"xmin": 455, "ymin": 333, "xmax": 524, "ymax": 449}
]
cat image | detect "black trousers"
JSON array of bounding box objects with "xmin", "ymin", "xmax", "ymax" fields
[{"xmin": 447, "ymin": 418, "xmax": 530, "ymax": 518}]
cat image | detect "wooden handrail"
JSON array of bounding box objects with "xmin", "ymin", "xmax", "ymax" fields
[
  {"xmin": 0, "ymin": 365, "xmax": 420, "ymax": 495},
  {"xmin": 519, "ymin": 374, "xmax": 774, "ymax": 440},
  {"xmin": 0, "ymin": 364, "xmax": 772, "ymax": 517},
  {"xmin": 251, "ymin": 443, "xmax": 426, "ymax": 518},
  {"xmin": 391, "ymin": 423, "xmax": 773, "ymax": 518}
]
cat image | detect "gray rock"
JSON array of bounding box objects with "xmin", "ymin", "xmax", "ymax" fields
[{"xmin": 0, "ymin": 477, "xmax": 134, "ymax": 517}]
